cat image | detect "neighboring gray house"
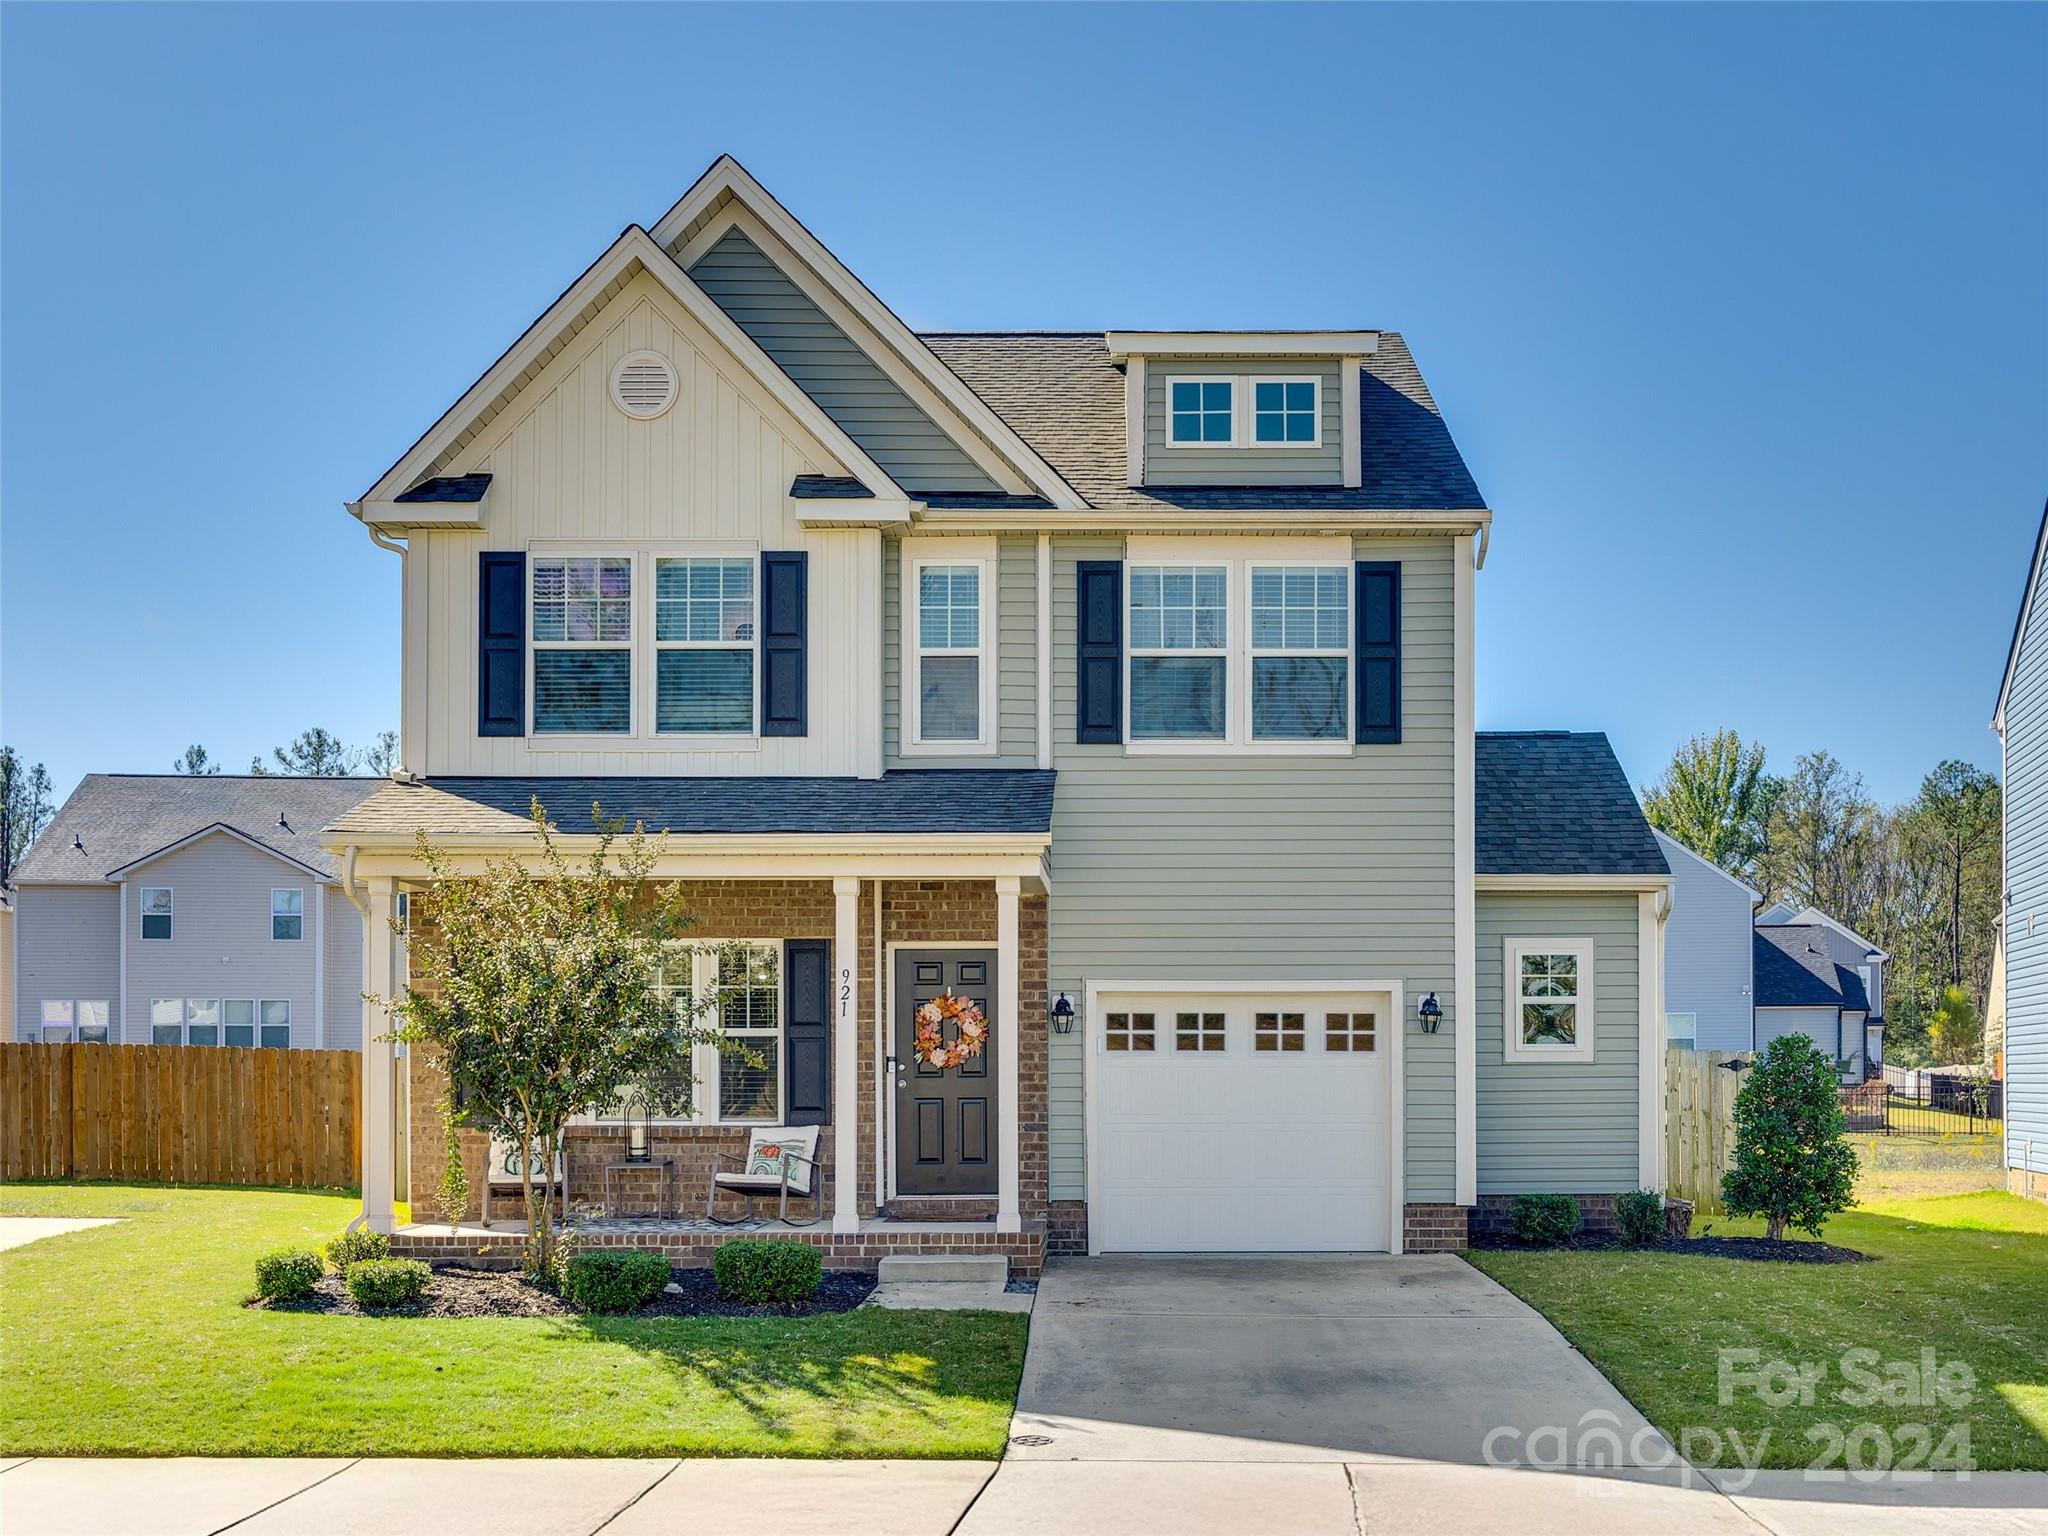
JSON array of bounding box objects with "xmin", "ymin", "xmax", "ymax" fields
[
  {"xmin": 1654, "ymin": 831, "xmax": 1759, "ymax": 1053},
  {"xmin": 11, "ymin": 776, "xmax": 382, "ymax": 1051},
  {"xmin": 1754, "ymin": 923, "xmax": 1873, "ymax": 1081},
  {"xmin": 1993, "ymin": 498, "xmax": 2048, "ymax": 1201}
]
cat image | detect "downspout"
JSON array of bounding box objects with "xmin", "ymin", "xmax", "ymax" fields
[{"xmin": 339, "ymin": 845, "xmax": 372, "ymax": 1232}]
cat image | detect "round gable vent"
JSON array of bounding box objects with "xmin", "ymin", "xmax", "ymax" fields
[{"xmin": 610, "ymin": 350, "xmax": 678, "ymax": 419}]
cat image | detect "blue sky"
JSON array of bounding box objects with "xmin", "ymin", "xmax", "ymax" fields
[{"xmin": 3, "ymin": 2, "xmax": 2043, "ymax": 807}]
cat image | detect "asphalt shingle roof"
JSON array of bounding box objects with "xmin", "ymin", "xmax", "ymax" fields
[
  {"xmin": 921, "ymin": 331, "xmax": 1484, "ymax": 511},
  {"xmin": 14, "ymin": 775, "xmax": 386, "ymax": 884},
  {"xmin": 393, "ymin": 473, "xmax": 493, "ymax": 503},
  {"xmin": 324, "ymin": 771, "xmax": 1057, "ymax": 839},
  {"xmin": 789, "ymin": 475, "xmax": 874, "ymax": 500},
  {"xmin": 1475, "ymin": 733, "xmax": 1668, "ymax": 877},
  {"xmin": 1755, "ymin": 925, "xmax": 1867, "ymax": 1010}
]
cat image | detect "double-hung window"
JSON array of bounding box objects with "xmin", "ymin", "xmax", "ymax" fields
[
  {"xmin": 1249, "ymin": 566, "xmax": 1349, "ymax": 740},
  {"xmin": 140, "ymin": 886, "xmax": 172, "ymax": 940},
  {"xmin": 655, "ymin": 556, "xmax": 755, "ymax": 734},
  {"xmin": 221, "ymin": 1000, "xmax": 288, "ymax": 1048},
  {"xmin": 1169, "ymin": 378, "xmax": 1235, "ymax": 444},
  {"xmin": 1129, "ymin": 564, "xmax": 1228, "ymax": 741},
  {"xmin": 1504, "ymin": 940, "xmax": 1596, "ymax": 1063},
  {"xmin": 904, "ymin": 544, "xmax": 994, "ymax": 751},
  {"xmin": 531, "ymin": 555, "xmax": 633, "ymax": 733},
  {"xmin": 271, "ymin": 888, "xmax": 303, "ymax": 941},
  {"xmin": 184, "ymin": 998, "xmax": 221, "ymax": 1048},
  {"xmin": 39, "ymin": 1001, "xmax": 73, "ymax": 1044},
  {"xmin": 150, "ymin": 999, "xmax": 183, "ymax": 1045},
  {"xmin": 630, "ymin": 941, "xmax": 784, "ymax": 1125}
]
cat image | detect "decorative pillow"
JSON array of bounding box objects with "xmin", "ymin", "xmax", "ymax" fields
[
  {"xmin": 742, "ymin": 1128, "xmax": 817, "ymax": 1194},
  {"xmin": 746, "ymin": 1142, "xmax": 793, "ymax": 1181}
]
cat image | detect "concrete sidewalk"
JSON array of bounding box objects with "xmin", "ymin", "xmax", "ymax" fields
[{"xmin": 1, "ymin": 1456, "xmax": 2042, "ymax": 1535}]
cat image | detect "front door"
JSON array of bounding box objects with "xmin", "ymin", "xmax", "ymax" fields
[{"xmin": 893, "ymin": 949, "xmax": 998, "ymax": 1196}]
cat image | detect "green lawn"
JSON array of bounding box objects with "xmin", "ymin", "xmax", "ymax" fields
[
  {"xmin": 0, "ymin": 1183, "xmax": 1028, "ymax": 1458},
  {"xmin": 1467, "ymin": 1192, "xmax": 2048, "ymax": 1470},
  {"xmin": 1850, "ymin": 1131, "xmax": 2007, "ymax": 1202}
]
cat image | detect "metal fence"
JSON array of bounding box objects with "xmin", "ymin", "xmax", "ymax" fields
[{"xmin": 1846, "ymin": 1068, "xmax": 2003, "ymax": 1138}]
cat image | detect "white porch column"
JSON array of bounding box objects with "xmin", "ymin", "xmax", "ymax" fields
[
  {"xmin": 996, "ymin": 875, "xmax": 1021, "ymax": 1234},
  {"xmin": 833, "ymin": 877, "xmax": 861, "ymax": 1235},
  {"xmin": 361, "ymin": 877, "xmax": 398, "ymax": 1235}
]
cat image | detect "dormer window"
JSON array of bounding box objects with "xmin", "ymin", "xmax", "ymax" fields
[
  {"xmin": 1169, "ymin": 379, "xmax": 1235, "ymax": 445},
  {"xmin": 1253, "ymin": 380, "xmax": 1320, "ymax": 445}
]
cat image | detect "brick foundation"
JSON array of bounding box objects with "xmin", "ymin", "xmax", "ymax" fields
[
  {"xmin": 390, "ymin": 1219, "xmax": 1046, "ymax": 1279},
  {"xmin": 403, "ymin": 877, "xmax": 1049, "ymax": 1235},
  {"xmin": 1046, "ymin": 1199, "xmax": 1088, "ymax": 1257},
  {"xmin": 1403, "ymin": 1202, "xmax": 1469, "ymax": 1251}
]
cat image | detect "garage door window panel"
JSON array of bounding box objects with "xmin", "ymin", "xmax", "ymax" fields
[
  {"xmin": 1105, "ymin": 1011, "xmax": 1156, "ymax": 1052},
  {"xmin": 1254, "ymin": 1011, "xmax": 1306, "ymax": 1052},
  {"xmin": 1174, "ymin": 1011, "xmax": 1227, "ymax": 1052},
  {"xmin": 1326, "ymin": 1012, "xmax": 1376, "ymax": 1051}
]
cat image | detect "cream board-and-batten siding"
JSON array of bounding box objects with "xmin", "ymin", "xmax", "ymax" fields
[
  {"xmin": 395, "ymin": 270, "xmax": 884, "ymax": 780},
  {"xmin": 1044, "ymin": 533, "xmax": 1459, "ymax": 1206}
]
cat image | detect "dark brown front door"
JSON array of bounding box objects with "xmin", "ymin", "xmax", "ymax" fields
[{"xmin": 894, "ymin": 949, "xmax": 998, "ymax": 1196}]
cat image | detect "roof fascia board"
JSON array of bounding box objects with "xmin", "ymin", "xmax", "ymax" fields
[
  {"xmin": 1652, "ymin": 830, "xmax": 1763, "ymax": 901},
  {"xmin": 910, "ymin": 507, "xmax": 1492, "ymax": 534},
  {"xmin": 1992, "ymin": 498, "xmax": 2048, "ymax": 731},
  {"xmin": 324, "ymin": 830, "xmax": 1050, "ymax": 858},
  {"xmin": 676, "ymin": 203, "xmax": 1040, "ymax": 501},
  {"xmin": 104, "ymin": 823, "xmax": 332, "ymax": 882},
  {"xmin": 353, "ymin": 228, "xmax": 911, "ymax": 517},
  {"xmin": 1476, "ymin": 872, "xmax": 1675, "ymax": 893},
  {"xmin": 1106, "ymin": 331, "xmax": 1381, "ymax": 360},
  {"xmin": 652, "ymin": 156, "xmax": 1087, "ymax": 510}
]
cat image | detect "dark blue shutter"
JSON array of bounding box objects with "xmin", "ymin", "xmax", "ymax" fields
[
  {"xmin": 1076, "ymin": 560, "xmax": 1123, "ymax": 744},
  {"xmin": 760, "ymin": 551, "xmax": 807, "ymax": 736},
  {"xmin": 1355, "ymin": 560, "xmax": 1401, "ymax": 744},
  {"xmin": 478, "ymin": 552, "xmax": 525, "ymax": 737},
  {"xmin": 783, "ymin": 939, "xmax": 830, "ymax": 1126}
]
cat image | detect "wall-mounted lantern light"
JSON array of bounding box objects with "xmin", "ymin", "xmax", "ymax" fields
[
  {"xmin": 1418, "ymin": 993, "xmax": 1444, "ymax": 1034},
  {"xmin": 1050, "ymin": 992, "xmax": 1076, "ymax": 1035}
]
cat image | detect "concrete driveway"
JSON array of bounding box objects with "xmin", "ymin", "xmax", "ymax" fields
[{"xmin": 1000, "ymin": 1252, "xmax": 1672, "ymax": 1465}]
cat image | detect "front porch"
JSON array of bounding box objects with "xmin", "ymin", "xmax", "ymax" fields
[{"xmin": 389, "ymin": 1212, "xmax": 1046, "ymax": 1277}]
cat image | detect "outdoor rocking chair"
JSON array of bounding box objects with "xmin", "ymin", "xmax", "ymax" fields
[
  {"xmin": 480, "ymin": 1134, "xmax": 567, "ymax": 1229},
  {"xmin": 705, "ymin": 1126, "xmax": 823, "ymax": 1226}
]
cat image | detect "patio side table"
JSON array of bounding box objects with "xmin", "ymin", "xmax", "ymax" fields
[{"xmin": 602, "ymin": 1158, "xmax": 675, "ymax": 1220}]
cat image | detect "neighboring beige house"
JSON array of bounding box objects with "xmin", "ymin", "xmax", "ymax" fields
[
  {"xmin": 326, "ymin": 156, "xmax": 1672, "ymax": 1270},
  {"xmin": 12, "ymin": 776, "xmax": 381, "ymax": 1050}
]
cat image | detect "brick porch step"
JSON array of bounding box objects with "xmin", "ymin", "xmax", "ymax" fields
[{"xmin": 876, "ymin": 1253, "xmax": 1009, "ymax": 1285}]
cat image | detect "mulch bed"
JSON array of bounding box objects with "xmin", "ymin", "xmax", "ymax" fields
[
  {"xmin": 252, "ymin": 1264, "xmax": 878, "ymax": 1318},
  {"xmin": 1470, "ymin": 1233, "xmax": 1871, "ymax": 1263}
]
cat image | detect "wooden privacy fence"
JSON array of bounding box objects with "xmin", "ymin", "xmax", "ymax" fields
[
  {"xmin": 1666, "ymin": 1046, "xmax": 1750, "ymax": 1216},
  {"xmin": 1, "ymin": 1042, "xmax": 359, "ymax": 1188}
]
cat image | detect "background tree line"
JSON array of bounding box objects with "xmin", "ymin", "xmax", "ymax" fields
[{"xmin": 1641, "ymin": 730, "xmax": 2001, "ymax": 1069}]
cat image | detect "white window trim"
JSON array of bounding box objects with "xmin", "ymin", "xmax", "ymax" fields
[
  {"xmin": 1246, "ymin": 559, "xmax": 1351, "ymax": 749},
  {"xmin": 525, "ymin": 543, "xmax": 766, "ymax": 747},
  {"xmin": 649, "ymin": 552, "xmax": 760, "ymax": 742},
  {"xmin": 529, "ymin": 550, "xmax": 637, "ymax": 740},
  {"xmin": 1665, "ymin": 1010, "xmax": 1698, "ymax": 1050},
  {"xmin": 149, "ymin": 998, "xmax": 184, "ymax": 1045},
  {"xmin": 260, "ymin": 999, "xmax": 292, "ymax": 1049},
  {"xmin": 1503, "ymin": 937, "xmax": 1597, "ymax": 1063},
  {"xmin": 1165, "ymin": 375, "xmax": 1239, "ymax": 448},
  {"xmin": 1164, "ymin": 374, "xmax": 1325, "ymax": 452},
  {"xmin": 183, "ymin": 997, "xmax": 223, "ymax": 1048},
  {"xmin": 1125, "ymin": 537, "xmax": 1352, "ymax": 757},
  {"xmin": 271, "ymin": 887, "xmax": 304, "ymax": 942},
  {"xmin": 900, "ymin": 537, "xmax": 999, "ymax": 756},
  {"xmin": 1248, "ymin": 375, "xmax": 1324, "ymax": 449},
  {"xmin": 139, "ymin": 885, "xmax": 173, "ymax": 941},
  {"xmin": 1126, "ymin": 556, "xmax": 1231, "ymax": 750}
]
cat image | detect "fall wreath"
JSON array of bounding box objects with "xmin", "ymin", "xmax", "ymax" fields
[{"xmin": 913, "ymin": 992, "xmax": 989, "ymax": 1070}]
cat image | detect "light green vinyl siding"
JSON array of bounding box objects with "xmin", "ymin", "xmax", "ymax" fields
[
  {"xmin": 1146, "ymin": 358, "xmax": 1343, "ymax": 487},
  {"xmin": 883, "ymin": 534, "xmax": 1039, "ymax": 767},
  {"xmin": 687, "ymin": 227, "xmax": 1000, "ymax": 496},
  {"xmin": 1046, "ymin": 534, "xmax": 1458, "ymax": 1203},
  {"xmin": 1476, "ymin": 892, "xmax": 1642, "ymax": 1194}
]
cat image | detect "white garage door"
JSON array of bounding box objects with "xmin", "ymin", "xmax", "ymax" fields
[{"xmin": 1093, "ymin": 990, "xmax": 1394, "ymax": 1252}]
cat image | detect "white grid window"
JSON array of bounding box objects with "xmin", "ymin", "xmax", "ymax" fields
[
  {"xmin": 1252, "ymin": 379, "xmax": 1320, "ymax": 445},
  {"xmin": 609, "ymin": 942, "xmax": 783, "ymax": 1126},
  {"xmin": 140, "ymin": 887, "xmax": 172, "ymax": 940},
  {"xmin": 1505, "ymin": 940, "xmax": 1597, "ymax": 1063},
  {"xmin": 532, "ymin": 555, "xmax": 633, "ymax": 733},
  {"xmin": 271, "ymin": 888, "xmax": 303, "ymax": 941},
  {"xmin": 1250, "ymin": 566, "xmax": 1349, "ymax": 741},
  {"xmin": 911, "ymin": 560, "xmax": 987, "ymax": 746},
  {"xmin": 1129, "ymin": 565, "xmax": 1228, "ymax": 742},
  {"xmin": 1169, "ymin": 378, "xmax": 1236, "ymax": 444},
  {"xmin": 224, "ymin": 999, "xmax": 257, "ymax": 1048},
  {"xmin": 655, "ymin": 557, "xmax": 755, "ymax": 734}
]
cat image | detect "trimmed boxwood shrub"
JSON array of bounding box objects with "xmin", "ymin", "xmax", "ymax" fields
[
  {"xmin": 713, "ymin": 1238, "xmax": 822, "ymax": 1304},
  {"xmin": 254, "ymin": 1246, "xmax": 324, "ymax": 1302},
  {"xmin": 323, "ymin": 1228, "xmax": 390, "ymax": 1276},
  {"xmin": 562, "ymin": 1250, "xmax": 671, "ymax": 1314},
  {"xmin": 346, "ymin": 1257, "xmax": 432, "ymax": 1310},
  {"xmin": 1510, "ymin": 1193, "xmax": 1582, "ymax": 1246},
  {"xmin": 1614, "ymin": 1189, "xmax": 1665, "ymax": 1246}
]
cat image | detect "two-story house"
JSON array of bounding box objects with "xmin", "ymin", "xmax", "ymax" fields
[
  {"xmin": 325, "ymin": 157, "xmax": 1672, "ymax": 1269},
  {"xmin": 1993, "ymin": 499, "xmax": 2048, "ymax": 1203},
  {"xmin": 12, "ymin": 775, "xmax": 379, "ymax": 1051}
]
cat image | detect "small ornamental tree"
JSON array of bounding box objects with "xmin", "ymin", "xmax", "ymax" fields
[
  {"xmin": 1720, "ymin": 1034, "xmax": 1859, "ymax": 1241},
  {"xmin": 375, "ymin": 802, "xmax": 722, "ymax": 1278}
]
